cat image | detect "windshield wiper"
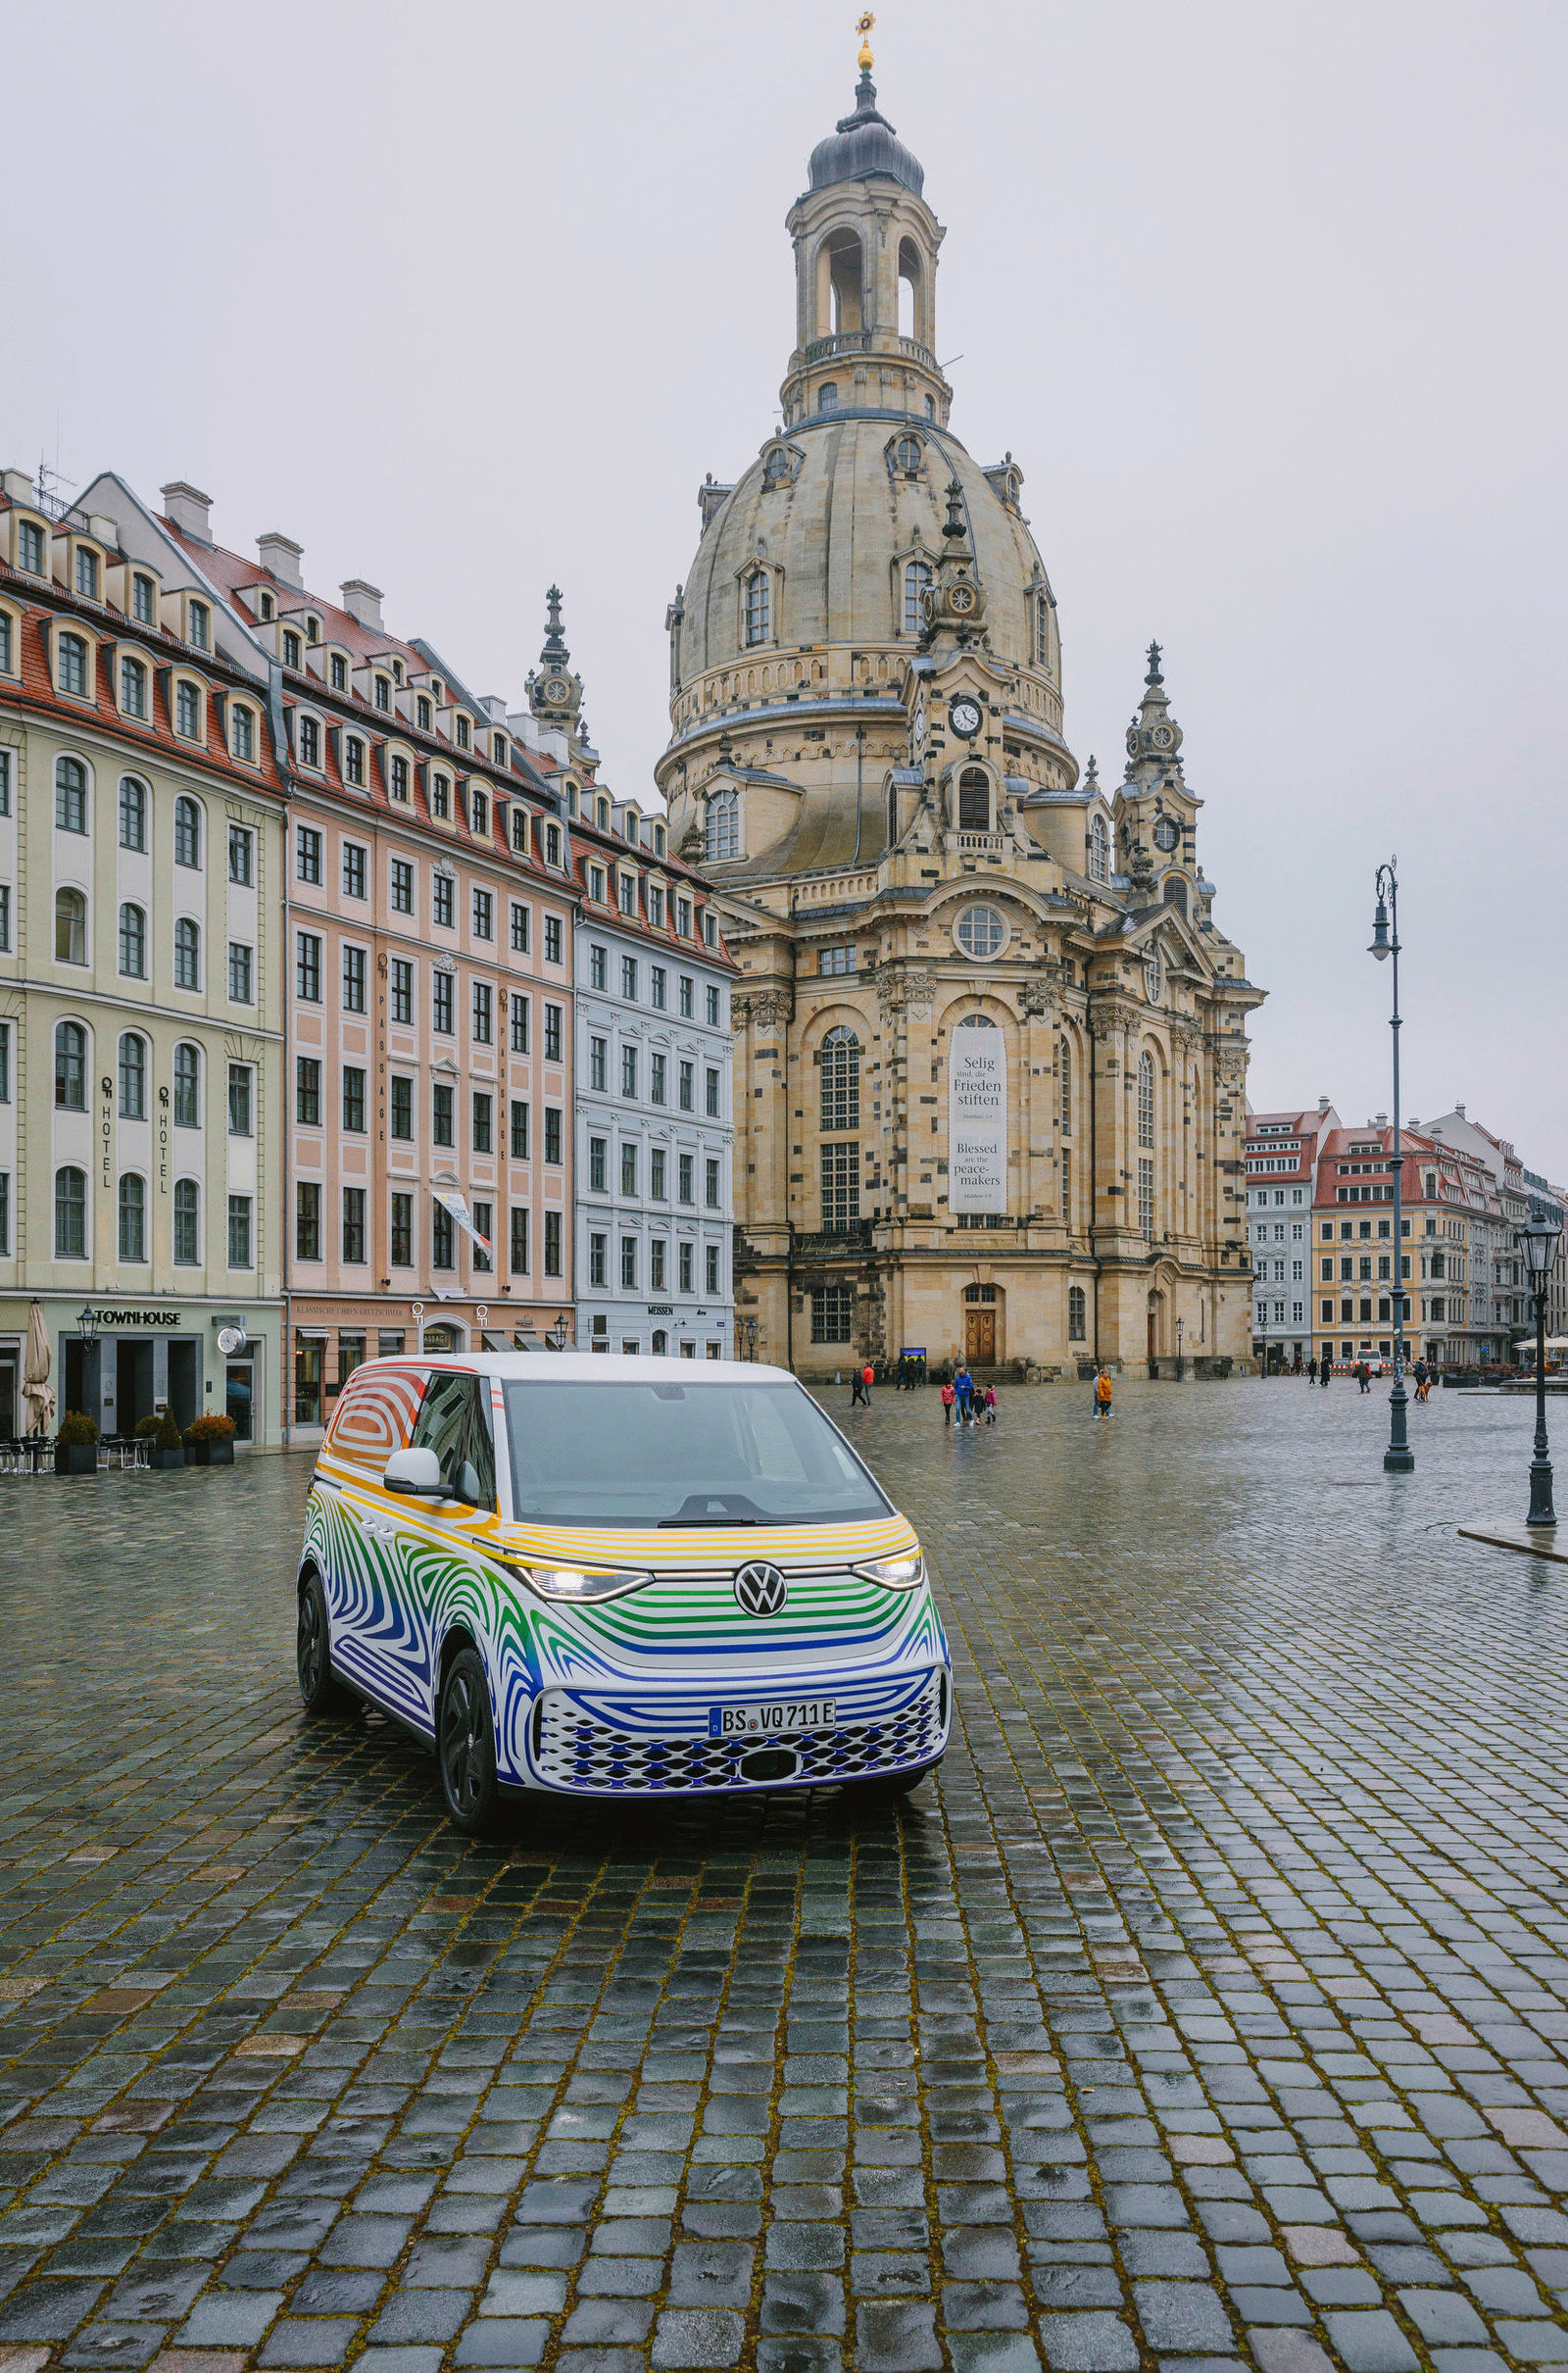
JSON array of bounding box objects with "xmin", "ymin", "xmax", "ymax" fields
[{"xmin": 659, "ymin": 1513, "xmax": 760, "ymax": 1527}]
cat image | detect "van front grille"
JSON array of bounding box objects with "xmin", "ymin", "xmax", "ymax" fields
[{"xmin": 533, "ymin": 1671, "xmax": 945, "ymax": 1795}]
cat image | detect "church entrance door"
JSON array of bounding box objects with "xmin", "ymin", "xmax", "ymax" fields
[{"xmin": 965, "ymin": 1309, "xmax": 995, "ymax": 1367}]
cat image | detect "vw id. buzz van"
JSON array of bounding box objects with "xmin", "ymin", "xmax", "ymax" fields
[{"xmin": 296, "ymin": 1355, "xmax": 951, "ymax": 1829}]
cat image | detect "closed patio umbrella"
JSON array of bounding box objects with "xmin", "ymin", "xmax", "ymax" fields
[{"xmin": 22, "ymin": 1300, "xmax": 54, "ymax": 1438}]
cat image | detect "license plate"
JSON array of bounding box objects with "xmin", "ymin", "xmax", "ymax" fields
[{"xmin": 709, "ymin": 1699, "xmax": 835, "ymax": 1740}]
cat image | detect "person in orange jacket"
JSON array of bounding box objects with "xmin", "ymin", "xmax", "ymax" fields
[{"xmin": 1094, "ymin": 1366, "xmax": 1114, "ymax": 1419}]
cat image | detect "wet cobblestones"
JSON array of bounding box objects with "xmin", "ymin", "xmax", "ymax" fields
[{"xmin": 2, "ymin": 1377, "xmax": 1567, "ymax": 2372}]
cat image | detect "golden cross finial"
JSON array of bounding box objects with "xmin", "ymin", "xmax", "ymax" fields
[{"xmin": 857, "ymin": 11, "xmax": 875, "ymax": 72}]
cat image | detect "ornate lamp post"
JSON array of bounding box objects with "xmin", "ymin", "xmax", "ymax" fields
[
  {"xmin": 1368, "ymin": 863, "xmax": 1413, "ymax": 1472},
  {"xmin": 745, "ymin": 1318, "xmax": 759, "ymax": 1360},
  {"xmin": 1175, "ymin": 1315, "xmax": 1184, "ymax": 1381},
  {"xmin": 76, "ymin": 1304, "xmax": 100, "ymax": 1345},
  {"xmin": 1519, "ymin": 1207, "xmax": 1562, "ymax": 1527},
  {"xmin": 546, "ymin": 1310, "xmax": 570, "ymax": 1352}
]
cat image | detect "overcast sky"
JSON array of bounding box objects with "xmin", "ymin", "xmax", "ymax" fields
[{"xmin": 7, "ymin": 0, "xmax": 1566, "ymax": 1175}]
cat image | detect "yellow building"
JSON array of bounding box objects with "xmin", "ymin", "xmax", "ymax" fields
[{"xmin": 658, "ymin": 47, "xmax": 1263, "ymax": 1377}]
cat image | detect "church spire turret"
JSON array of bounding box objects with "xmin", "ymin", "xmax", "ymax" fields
[{"xmin": 525, "ymin": 584, "xmax": 584, "ymax": 741}]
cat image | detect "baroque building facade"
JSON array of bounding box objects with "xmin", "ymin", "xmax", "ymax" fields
[{"xmin": 658, "ymin": 47, "xmax": 1264, "ymax": 1376}]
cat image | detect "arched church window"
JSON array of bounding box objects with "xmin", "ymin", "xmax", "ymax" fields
[
  {"xmin": 744, "ymin": 569, "xmax": 770, "ymax": 647},
  {"xmin": 924, "ymin": 395, "xmax": 936, "ymax": 420},
  {"xmin": 706, "ymin": 789, "xmax": 739, "ymax": 863},
  {"xmin": 1059, "ymin": 1038, "xmax": 1071, "ymax": 1134},
  {"xmin": 892, "ymin": 434, "xmax": 922, "ymax": 475},
  {"xmin": 1091, "ymin": 814, "xmax": 1108, "ymax": 883},
  {"xmin": 1035, "ymin": 593, "xmax": 1051, "ymax": 667},
  {"xmin": 957, "ymin": 767, "xmax": 990, "ymax": 833},
  {"xmin": 903, "ymin": 560, "xmax": 932, "ymax": 634},
  {"xmin": 820, "ymin": 1025, "xmax": 859, "ymax": 1132},
  {"xmin": 1068, "ymin": 1285, "xmax": 1087, "ymax": 1342},
  {"xmin": 817, "ymin": 381, "xmax": 838, "ymax": 414},
  {"xmin": 761, "ymin": 446, "xmax": 792, "ymax": 490},
  {"xmin": 955, "ymin": 905, "xmax": 1005, "ymax": 961},
  {"xmin": 1138, "ymin": 1051, "xmax": 1155, "ymax": 1150}
]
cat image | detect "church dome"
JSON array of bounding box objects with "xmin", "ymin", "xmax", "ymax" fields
[
  {"xmin": 673, "ymin": 419, "xmax": 1053, "ymax": 683},
  {"xmin": 808, "ymin": 73, "xmax": 924, "ymax": 198}
]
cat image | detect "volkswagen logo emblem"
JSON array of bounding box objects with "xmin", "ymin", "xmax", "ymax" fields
[{"xmin": 733, "ymin": 1561, "xmax": 788, "ymax": 1618}]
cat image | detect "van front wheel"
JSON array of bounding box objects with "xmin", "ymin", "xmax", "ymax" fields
[
  {"xmin": 297, "ymin": 1573, "xmax": 354, "ymax": 1716},
  {"xmin": 439, "ymin": 1648, "xmax": 500, "ymax": 1833}
]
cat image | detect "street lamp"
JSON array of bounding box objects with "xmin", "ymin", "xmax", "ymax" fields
[
  {"xmin": 545, "ymin": 1310, "xmax": 570, "ymax": 1352},
  {"xmin": 1368, "ymin": 861, "xmax": 1413, "ymax": 1472},
  {"xmin": 1175, "ymin": 1315, "xmax": 1183, "ymax": 1381},
  {"xmin": 745, "ymin": 1318, "xmax": 759, "ymax": 1360},
  {"xmin": 1519, "ymin": 1206, "xmax": 1562, "ymax": 1527},
  {"xmin": 76, "ymin": 1305, "xmax": 100, "ymax": 1344}
]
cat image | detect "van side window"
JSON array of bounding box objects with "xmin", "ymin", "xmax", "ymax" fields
[{"xmin": 411, "ymin": 1373, "xmax": 494, "ymax": 1509}]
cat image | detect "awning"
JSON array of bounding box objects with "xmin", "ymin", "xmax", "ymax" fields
[{"xmin": 480, "ymin": 1331, "xmax": 510, "ymax": 1352}]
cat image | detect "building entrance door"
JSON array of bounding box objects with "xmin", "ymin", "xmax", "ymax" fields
[{"xmin": 965, "ymin": 1309, "xmax": 995, "ymax": 1367}]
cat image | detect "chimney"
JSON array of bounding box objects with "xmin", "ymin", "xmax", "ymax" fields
[
  {"xmin": 2, "ymin": 467, "xmax": 35, "ymax": 504},
  {"xmin": 1455, "ymin": 1101, "xmax": 1466, "ymax": 1119},
  {"xmin": 1317, "ymin": 1095, "xmax": 1330, "ymax": 1115},
  {"xmin": 257, "ymin": 531, "xmax": 303, "ymax": 589},
  {"xmin": 162, "ymin": 481, "xmax": 213, "ymax": 542},
  {"xmin": 1407, "ymin": 1117, "xmax": 1418, "ymax": 1132},
  {"xmin": 1375, "ymin": 1112, "xmax": 1388, "ymax": 1129},
  {"xmin": 340, "ymin": 579, "xmax": 384, "ymax": 632}
]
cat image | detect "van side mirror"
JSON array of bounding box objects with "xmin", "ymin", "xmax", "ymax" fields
[{"xmin": 383, "ymin": 1446, "xmax": 444, "ymax": 1497}]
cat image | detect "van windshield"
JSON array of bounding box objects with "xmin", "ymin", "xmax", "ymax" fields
[{"xmin": 502, "ymin": 1379, "xmax": 893, "ymax": 1527}]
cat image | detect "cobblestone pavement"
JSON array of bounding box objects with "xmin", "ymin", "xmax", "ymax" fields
[{"xmin": 3, "ymin": 1377, "xmax": 1568, "ymax": 2373}]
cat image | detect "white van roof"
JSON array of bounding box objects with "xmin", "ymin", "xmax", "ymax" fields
[{"xmin": 380, "ymin": 1352, "xmax": 792, "ymax": 1386}]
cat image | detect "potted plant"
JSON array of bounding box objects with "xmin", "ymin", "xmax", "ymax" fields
[
  {"xmin": 147, "ymin": 1409, "xmax": 185, "ymax": 1470},
  {"xmin": 54, "ymin": 1409, "xmax": 100, "ymax": 1477},
  {"xmin": 184, "ymin": 1411, "xmax": 237, "ymax": 1466}
]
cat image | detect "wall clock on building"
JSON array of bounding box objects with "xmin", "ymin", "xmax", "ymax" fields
[
  {"xmin": 543, "ymin": 676, "xmax": 572, "ymax": 705},
  {"xmin": 1144, "ymin": 952, "xmax": 1163, "ymax": 1004},
  {"xmin": 1153, "ymin": 724, "xmax": 1174, "ymax": 747},
  {"xmin": 949, "ymin": 695, "xmax": 982, "ymax": 739},
  {"xmin": 1152, "ymin": 814, "xmax": 1180, "ymax": 853},
  {"xmin": 950, "ymin": 584, "xmax": 976, "ymax": 616}
]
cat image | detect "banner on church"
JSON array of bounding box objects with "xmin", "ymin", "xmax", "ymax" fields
[{"xmin": 949, "ymin": 1024, "xmax": 1007, "ymax": 1212}]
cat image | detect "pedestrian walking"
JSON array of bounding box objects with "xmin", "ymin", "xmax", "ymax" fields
[
  {"xmin": 860, "ymin": 1362, "xmax": 875, "ymax": 1406},
  {"xmin": 1357, "ymin": 1360, "xmax": 1371, "ymax": 1395},
  {"xmin": 955, "ymin": 1364, "xmax": 974, "ymax": 1424},
  {"xmin": 1307, "ymin": 1357, "xmax": 1318, "ymax": 1383},
  {"xmin": 1320, "ymin": 1357, "xmax": 1331, "ymax": 1388},
  {"xmin": 941, "ymin": 1380, "xmax": 956, "ymax": 1426},
  {"xmin": 1094, "ymin": 1365, "xmax": 1113, "ymax": 1421},
  {"xmin": 982, "ymin": 1385, "xmax": 998, "ymax": 1425}
]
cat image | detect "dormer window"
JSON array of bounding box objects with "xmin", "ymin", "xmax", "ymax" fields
[
  {"xmin": 510, "ymin": 808, "xmax": 528, "ymax": 855},
  {"xmin": 744, "ymin": 569, "xmax": 770, "ymax": 646},
  {"xmin": 298, "ymin": 715, "xmax": 320, "ymax": 768},
  {"xmin": 17, "ymin": 519, "xmax": 44, "ymax": 575},
  {"xmin": 589, "ymin": 865, "xmax": 606, "ymax": 902},
  {"xmin": 258, "ymin": 590, "xmax": 273, "ymax": 622},
  {"xmin": 75, "ymin": 548, "xmax": 99, "ymax": 600},
  {"xmin": 493, "ymin": 734, "xmax": 507, "ymax": 767},
  {"xmin": 597, "ymin": 797, "xmax": 610, "ymax": 830},
  {"xmin": 432, "ymin": 772, "xmax": 451, "ymax": 819},
  {"xmin": 618, "ymin": 873, "xmax": 636, "ymax": 917},
  {"xmin": 431, "ymin": 679, "xmax": 443, "ymax": 705},
  {"xmin": 891, "ymin": 433, "xmax": 922, "ymax": 475},
  {"xmin": 471, "ymin": 789, "xmax": 489, "ymax": 838},
  {"xmin": 1090, "ymin": 815, "xmax": 1108, "ymax": 883},
  {"xmin": 391, "ymin": 657, "xmax": 403, "ymax": 684},
  {"xmin": 706, "ymin": 788, "xmax": 739, "ymax": 862},
  {"xmin": 903, "ymin": 559, "xmax": 933, "ymax": 634},
  {"xmin": 120, "ymin": 656, "xmax": 148, "ymax": 719},
  {"xmin": 188, "ymin": 600, "xmax": 209, "ymax": 650},
  {"xmin": 306, "ymin": 615, "xmax": 319, "ymax": 644},
  {"xmin": 1035, "ymin": 593, "xmax": 1051, "ymax": 667},
  {"xmin": 417, "ymin": 695, "xmax": 432, "ymax": 731},
  {"xmin": 132, "ymin": 573, "xmax": 156, "ymax": 624},
  {"xmin": 389, "ymin": 754, "xmax": 410, "ymax": 802},
  {"xmin": 232, "ymin": 705, "xmax": 256, "ymax": 763},
  {"xmin": 374, "ymin": 675, "xmax": 390, "ymax": 713},
  {"xmin": 456, "ymin": 715, "xmax": 470, "ymax": 750},
  {"xmin": 345, "ymin": 736, "xmax": 365, "ymax": 786},
  {"xmin": 174, "ymin": 680, "xmax": 202, "ymax": 739},
  {"xmin": 330, "ymin": 653, "xmax": 346, "ymax": 691},
  {"xmin": 57, "ymin": 632, "xmax": 89, "ymax": 699},
  {"xmin": 545, "ymin": 821, "xmax": 561, "ymax": 866},
  {"xmin": 283, "ymin": 629, "xmax": 302, "ymax": 669},
  {"xmin": 653, "ymin": 822, "xmax": 665, "ymax": 857}
]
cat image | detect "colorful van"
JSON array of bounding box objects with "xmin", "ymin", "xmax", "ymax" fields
[{"xmin": 296, "ymin": 1354, "xmax": 951, "ymax": 1830}]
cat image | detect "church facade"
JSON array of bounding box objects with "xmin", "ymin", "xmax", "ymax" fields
[{"xmin": 657, "ymin": 41, "xmax": 1263, "ymax": 1379}]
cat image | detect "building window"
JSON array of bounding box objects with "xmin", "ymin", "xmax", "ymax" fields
[
  {"xmin": 116, "ymin": 774, "xmax": 146, "ymax": 852},
  {"xmin": 343, "ymin": 843, "xmax": 367, "ymax": 901},
  {"xmin": 187, "ymin": 599, "xmax": 208, "ymax": 650},
  {"xmin": 227, "ymin": 942, "xmax": 253, "ymax": 1003},
  {"xmin": 228, "ymin": 1063, "xmax": 252, "ymax": 1136},
  {"xmin": 544, "ymin": 1004, "xmax": 563, "ymax": 1062},
  {"xmin": 651, "ymin": 1054, "xmax": 666, "ymax": 1107},
  {"xmin": 391, "ymin": 958, "xmax": 413, "ymax": 1024},
  {"xmin": 55, "ymin": 1019, "xmax": 87, "ymax": 1111},
  {"xmin": 544, "ymin": 1211, "xmax": 562, "ymax": 1275},
  {"xmin": 472, "ymin": 1091, "xmax": 493, "ymax": 1154},
  {"xmin": 811, "ymin": 1284, "xmax": 853, "ymax": 1343},
  {"xmin": 590, "ymin": 944, "xmax": 608, "ymax": 991},
  {"xmin": 706, "ymin": 789, "xmax": 740, "ymax": 862},
  {"xmin": 0, "ymin": 616, "xmax": 10, "ymax": 678},
  {"xmin": 390, "ymin": 1193, "xmax": 414, "ymax": 1267},
  {"xmin": 343, "ymin": 1066, "xmax": 367, "ymax": 1133},
  {"xmin": 298, "ymin": 716, "xmax": 320, "ymax": 768},
  {"xmin": 56, "ymin": 755, "xmax": 88, "ymax": 832},
  {"xmin": 706, "ymin": 1066, "xmax": 722, "ymax": 1119},
  {"xmin": 511, "ymin": 994, "xmax": 529, "ymax": 1054},
  {"xmin": 295, "ymin": 825, "xmax": 321, "ymax": 884},
  {"xmin": 821, "ymin": 1141, "xmax": 858, "ymax": 1231},
  {"xmin": 820, "ymin": 1025, "xmax": 859, "ymax": 1130},
  {"xmin": 904, "ymin": 559, "xmax": 933, "ymax": 633},
  {"xmin": 817, "ymin": 382, "xmax": 838, "ymax": 413},
  {"xmin": 510, "ymin": 1208, "xmax": 529, "ymax": 1275},
  {"xmin": 172, "ymin": 1042, "xmax": 201, "ymax": 1129},
  {"xmin": 471, "ymin": 789, "xmax": 489, "ymax": 840},
  {"xmin": 119, "ymin": 1033, "xmax": 146, "ymax": 1118},
  {"xmin": 473, "ymin": 887, "xmax": 493, "ymax": 940},
  {"xmin": 172, "ymin": 796, "xmax": 202, "ymax": 870},
  {"xmin": 1137, "ymin": 1052, "xmax": 1155, "ymax": 1149},
  {"xmin": 707, "ymin": 984, "xmax": 721, "ymax": 1027},
  {"xmin": 679, "ymin": 1059, "xmax": 695, "ymax": 1112},
  {"xmin": 545, "ymin": 914, "xmax": 563, "ymax": 964},
  {"xmin": 545, "ymin": 1108, "xmax": 563, "ymax": 1163},
  {"xmin": 618, "ymin": 872, "xmax": 636, "ymax": 918},
  {"xmin": 344, "ymin": 734, "xmax": 365, "ymax": 787},
  {"xmin": 296, "ymin": 1057, "xmax": 321, "ymax": 1127},
  {"xmin": 227, "ymin": 1194, "xmax": 252, "ymax": 1270},
  {"xmin": 1068, "ymin": 1284, "xmax": 1087, "ymax": 1341},
  {"xmin": 227, "ymin": 823, "xmax": 253, "ymax": 883},
  {"xmin": 432, "ymin": 1203, "xmax": 455, "ymax": 1270},
  {"xmin": 375, "ymin": 675, "xmax": 392, "ymax": 714},
  {"xmin": 54, "ymin": 887, "xmax": 87, "ymax": 965},
  {"xmin": 706, "ymin": 1159, "xmax": 722, "ymax": 1211},
  {"xmin": 433, "ymin": 1084, "xmax": 454, "ymax": 1147},
  {"xmin": 1138, "ymin": 1156, "xmax": 1154, "ymax": 1241},
  {"xmin": 589, "ymin": 1230, "xmax": 607, "ymax": 1288},
  {"xmin": 231, "ymin": 705, "xmax": 256, "ymax": 762},
  {"xmin": 118, "ymin": 1173, "xmax": 146, "ymax": 1262},
  {"xmin": 433, "ymin": 970, "xmax": 454, "ymax": 1034},
  {"xmin": 342, "ymin": 1188, "xmax": 367, "ymax": 1265},
  {"xmin": 1090, "ymin": 815, "xmax": 1108, "ymax": 883},
  {"xmin": 621, "ymin": 1045, "xmax": 638, "ymax": 1099},
  {"xmin": 472, "ymin": 981, "xmax": 493, "ymax": 1043},
  {"xmin": 165, "ymin": 914, "xmax": 197, "ymax": 990},
  {"xmin": 120, "ymin": 656, "xmax": 147, "ymax": 717},
  {"xmin": 18, "ymin": 519, "xmax": 45, "ymax": 575},
  {"xmin": 956, "ymin": 904, "xmax": 1004, "ymax": 959},
  {"xmin": 706, "ymin": 1242, "xmax": 720, "ymax": 1295},
  {"xmin": 389, "ymin": 755, "xmax": 410, "ymax": 803},
  {"xmin": 744, "ymin": 569, "xmax": 770, "ymax": 646},
  {"xmin": 620, "ymin": 1142, "xmax": 638, "ymax": 1197},
  {"xmin": 57, "ymin": 633, "xmax": 89, "ymax": 699},
  {"xmin": 55, "ymin": 1165, "xmax": 87, "ymax": 1259},
  {"xmin": 510, "ymin": 900, "xmax": 530, "ymax": 954},
  {"xmin": 957, "ymin": 768, "xmax": 990, "ymax": 832},
  {"xmin": 678, "ymin": 1242, "xmax": 694, "ymax": 1292},
  {"xmin": 433, "ymin": 872, "xmax": 455, "ymax": 930},
  {"xmin": 391, "ymin": 1076, "xmax": 414, "ymax": 1140},
  {"xmin": 175, "ymin": 681, "xmax": 201, "ymax": 739},
  {"xmin": 621, "ymin": 954, "xmax": 638, "ymax": 1003},
  {"xmin": 620, "ymin": 1235, "xmax": 638, "ymax": 1289},
  {"xmin": 386, "ymin": 858, "xmax": 414, "ymax": 915},
  {"xmin": 173, "ymin": 1178, "xmax": 200, "ymax": 1265},
  {"xmin": 511, "ymin": 1099, "xmax": 529, "ymax": 1160},
  {"xmin": 343, "ymin": 946, "xmax": 367, "ymax": 1013}
]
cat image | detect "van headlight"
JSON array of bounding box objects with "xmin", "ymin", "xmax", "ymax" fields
[
  {"xmin": 500, "ymin": 1562, "xmax": 654, "ymax": 1604},
  {"xmin": 854, "ymin": 1552, "xmax": 926, "ymax": 1591}
]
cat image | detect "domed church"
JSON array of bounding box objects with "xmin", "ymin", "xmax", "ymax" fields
[{"xmin": 658, "ymin": 25, "xmax": 1264, "ymax": 1378}]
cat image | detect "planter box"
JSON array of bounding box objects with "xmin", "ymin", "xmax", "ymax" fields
[
  {"xmin": 54, "ymin": 1442, "xmax": 98, "ymax": 1476},
  {"xmin": 148, "ymin": 1445, "xmax": 186, "ymax": 1469},
  {"xmin": 186, "ymin": 1440, "xmax": 235, "ymax": 1466}
]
